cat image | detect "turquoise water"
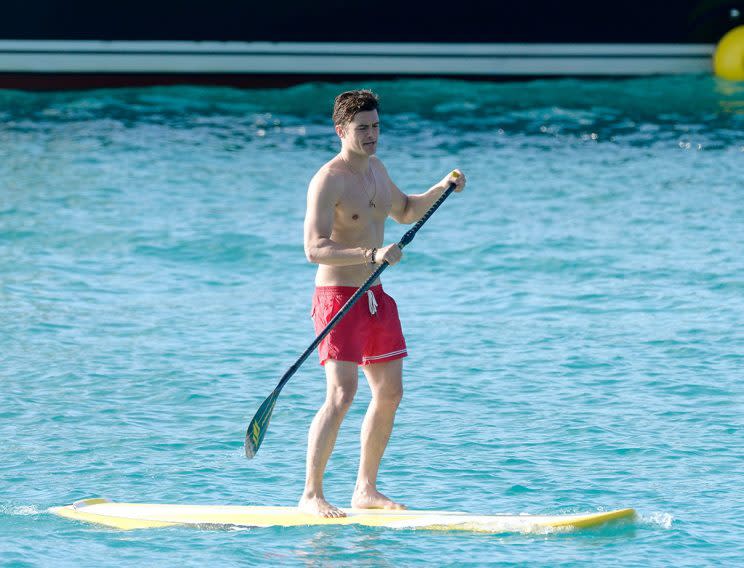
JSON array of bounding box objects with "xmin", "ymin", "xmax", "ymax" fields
[{"xmin": 1, "ymin": 76, "xmax": 743, "ymax": 566}]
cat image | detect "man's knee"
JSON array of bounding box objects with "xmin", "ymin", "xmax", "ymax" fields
[
  {"xmin": 324, "ymin": 360, "xmax": 358, "ymax": 413},
  {"xmin": 327, "ymin": 384, "xmax": 357, "ymax": 412},
  {"xmin": 375, "ymin": 383, "xmax": 403, "ymax": 407}
]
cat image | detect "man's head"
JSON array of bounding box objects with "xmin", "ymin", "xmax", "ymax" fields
[
  {"xmin": 333, "ymin": 89, "xmax": 380, "ymax": 156},
  {"xmin": 332, "ymin": 89, "xmax": 379, "ymax": 128}
]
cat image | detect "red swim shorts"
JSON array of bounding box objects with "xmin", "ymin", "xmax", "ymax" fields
[{"xmin": 311, "ymin": 284, "xmax": 407, "ymax": 366}]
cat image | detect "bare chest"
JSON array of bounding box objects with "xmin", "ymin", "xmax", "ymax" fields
[{"xmin": 334, "ymin": 175, "xmax": 391, "ymax": 231}]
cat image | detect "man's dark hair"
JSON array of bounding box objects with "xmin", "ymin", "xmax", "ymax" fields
[{"xmin": 332, "ymin": 89, "xmax": 380, "ymax": 127}]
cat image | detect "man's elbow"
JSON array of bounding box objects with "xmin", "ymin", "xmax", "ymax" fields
[
  {"xmin": 304, "ymin": 246, "xmax": 317, "ymax": 263},
  {"xmin": 304, "ymin": 242, "xmax": 321, "ymax": 264},
  {"xmin": 400, "ymin": 206, "xmax": 418, "ymax": 225},
  {"xmin": 394, "ymin": 197, "xmax": 416, "ymax": 224},
  {"xmin": 391, "ymin": 212, "xmax": 413, "ymax": 225}
]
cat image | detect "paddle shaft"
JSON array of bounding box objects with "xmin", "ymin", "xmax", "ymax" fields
[{"xmin": 274, "ymin": 182, "xmax": 456, "ymax": 394}]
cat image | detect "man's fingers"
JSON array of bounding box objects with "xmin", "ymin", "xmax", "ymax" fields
[
  {"xmin": 450, "ymin": 169, "xmax": 466, "ymax": 191},
  {"xmin": 381, "ymin": 244, "xmax": 402, "ymax": 265}
]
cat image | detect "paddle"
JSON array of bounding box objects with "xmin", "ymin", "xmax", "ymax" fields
[{"xmin": 244, "ymin": 179, "xmax": 458, "ymax": 458}]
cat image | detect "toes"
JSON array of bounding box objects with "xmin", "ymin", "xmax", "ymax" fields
[{"xmin": 324, "ymin": 507, "xmax": 344, "ymax": 518}]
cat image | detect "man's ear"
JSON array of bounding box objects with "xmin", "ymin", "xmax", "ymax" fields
[{"xmin": 335, "ymin": 123, "xmax": 346, "ymax": 139}]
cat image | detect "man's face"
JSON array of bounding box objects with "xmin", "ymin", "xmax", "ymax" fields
[{"xmin": 338, "ymin": 110, "xmax": 379, "ymax": 155}]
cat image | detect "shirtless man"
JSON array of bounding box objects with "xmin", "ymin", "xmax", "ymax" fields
[{"xmin": 300, "ymin": 89, "xmax": 466, "ymax": 518}]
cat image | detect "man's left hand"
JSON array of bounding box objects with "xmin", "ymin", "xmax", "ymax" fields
[{"xmin": 441, "ymin": 169, "xmax": 466, "ymax": 193}]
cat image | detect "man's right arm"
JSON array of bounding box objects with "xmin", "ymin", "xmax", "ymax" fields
[{"xmin": 303, "ymin": 174, "xmax": 371, "ymax": 266}]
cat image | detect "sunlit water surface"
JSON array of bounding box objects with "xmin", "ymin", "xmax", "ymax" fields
[{"xmin": 1, "ymin": 76, "xmax": 743, "ymax": 566}]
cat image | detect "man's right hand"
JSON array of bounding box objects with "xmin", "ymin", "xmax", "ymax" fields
[{"xmin": 376, "ymin": 243, "xmax": 402, "ymax": 266}]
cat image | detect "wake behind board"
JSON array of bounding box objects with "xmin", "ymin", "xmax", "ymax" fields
[{"xmin": 51, "ymin": 498, "xmax": 635, "ymax": 533}]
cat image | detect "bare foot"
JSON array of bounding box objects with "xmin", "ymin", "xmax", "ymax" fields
[
  {"xmin": 351, "ymin": 488, "xmax": 406, "ymax": 510},
  {"xmin": 298, "ymin": 494, "xmax": 347, "ymax": 518}
]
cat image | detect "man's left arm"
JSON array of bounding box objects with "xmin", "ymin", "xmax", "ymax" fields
[{"xmin": 387, "ymin": 167, "xmax": 466, "ymax": 225}]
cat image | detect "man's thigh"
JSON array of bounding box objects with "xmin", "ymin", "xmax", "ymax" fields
[
  {"xmin": 324, "ymin": 360, "xmax": 360, "ymax": 399},
  {"xmin": 362, "ymin": 358, "xmax": 403, "ymax": 399}
]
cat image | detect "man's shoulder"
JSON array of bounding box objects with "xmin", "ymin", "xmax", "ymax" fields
[
  {"xmin": 369, "ymin": 156, "xmax": 390, "ymax": 178},
  {"xmin": 309, "ymin": 159, "xmax": 346, "ymax": 196},
  {"xmin": 315, "ymin": 157, "xmax": 346, "ymax": 179}
]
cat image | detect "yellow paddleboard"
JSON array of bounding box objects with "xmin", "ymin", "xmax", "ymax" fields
[{"xmin": 51, "ymin": 498, "xmax": 635, "ymax": 533}]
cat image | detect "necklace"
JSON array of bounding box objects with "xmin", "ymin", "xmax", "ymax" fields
[{"xmin": 341, "ymin": 156, "xmax": 377, "ymax": 208}]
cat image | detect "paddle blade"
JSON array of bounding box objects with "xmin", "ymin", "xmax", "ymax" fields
[{"xmin": 244, "ymin": 390, "xmax": 279, "ymax": 459}]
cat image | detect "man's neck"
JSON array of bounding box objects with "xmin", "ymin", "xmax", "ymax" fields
[{"xmin": 340, "ymin": 148, "xmax": 369, "ymax": 174}]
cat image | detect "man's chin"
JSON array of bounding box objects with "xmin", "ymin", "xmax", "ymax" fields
[{"xmin": 363, "ymin": 143, "xmax": 377, "ymax": 155}]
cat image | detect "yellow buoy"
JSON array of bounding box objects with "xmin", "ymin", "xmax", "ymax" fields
[{"xmin": 714, "ymin": 25, "xmax": 744, "ymax": 81}]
